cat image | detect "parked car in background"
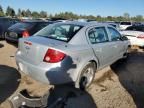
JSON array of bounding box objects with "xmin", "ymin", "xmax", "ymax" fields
[
  {"xmin": 120, "ymin": 25, "xmax": 144, "ymax": 48},
  {"xmin": 0, "ymin": 17, "xmax": 20, "ymax": 39},
  {"xmin": 16, "ymin": 22, "xmax": 129, "ymax": 89},
  {"xmin": 5, "ymin": 20, "xmax": 54, "ymax": 43},
  {"xmin": 101, "ymin": 22, "xmax": 120, "ymax": 30},
  {"xmin": 119, "ymin": 21, "xmax": 132, "ymax": 30}
]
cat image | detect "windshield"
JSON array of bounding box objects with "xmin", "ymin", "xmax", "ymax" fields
[
  {"xmin": 120, "ymin": 22, "xmax": 131, "ymax": 25},
  {"xmin": 126, "ymin": 26, "xmax": 144, "ymax": 32},
  {"xmin": 34, "ymin": 23, "xmax": 83, "ymax": 42}
]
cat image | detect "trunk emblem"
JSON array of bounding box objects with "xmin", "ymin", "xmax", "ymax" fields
[
  {"xmin": 25, "ymin": 46, "xmax": 30, "ymax": 54},
  {"xmin": 25, "ymin": 46, "xmax": 30, "ymax": 50}
]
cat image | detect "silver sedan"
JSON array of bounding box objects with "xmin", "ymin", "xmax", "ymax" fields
[{"xmin": 16, "ymin": 21, "xmax": 129, "ymax": 89}]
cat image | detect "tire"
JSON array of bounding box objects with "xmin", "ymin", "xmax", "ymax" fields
[
  {"xmin": 123, "ymin": 47, "xmax": 130, "ymax": 60},
  {"xmin": 78, "ymin": 62, "xmax": 96, "ymax": 90}
]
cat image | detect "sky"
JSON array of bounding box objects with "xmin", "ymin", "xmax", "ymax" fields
[{"xmin": 0, "ymin": 0, "xmax": 144, "ymax": 17}]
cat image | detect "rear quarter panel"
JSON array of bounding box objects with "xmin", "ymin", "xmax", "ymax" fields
[
  {"xmin": 57, "ymin": 43, "xmax": 97, "ymax": 82},
  {"xmin": 58, "ymin": 27, "xmax": 99, "ymax": 81}
]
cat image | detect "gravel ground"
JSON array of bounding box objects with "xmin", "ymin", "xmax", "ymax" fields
[{"xmin": 0, "ymin": 40, "xmax": 143, "ymax": 108}]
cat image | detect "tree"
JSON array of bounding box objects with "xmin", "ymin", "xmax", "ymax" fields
[
  {"xmin": 96, "ymin": 15, "xmax": 102, "ymax": 21},
  {"xmin": 49, "ymin": 14, "xmax": 53, "ymax": 18},
  {"xmin": 32, "ymin": 11, "xmax": 40, "ymax": 18},
  {"xmin": 135, "ymin": 15, "xmax": 143, "ymax": 22},
  {"xmin": 123, "ymin": 13, "xmax": 130, "ymax": 21},
  {"xmin": 17, "ymin": 8, "xmax": 21, "ymax": 17},
  {"xmin": 11, "ymin": 8, "xmax": 15, "ymax": 17},
  {"xmin": 116, "ymin": 16, "xmax": 125, "ymax": 21},
  {"xmin": 6, "ymin": 6, "xmax": 15, "ymax": 17},
  {"xmin": 39, "ymin": 11, "xmax": 47, "ymax": 18},
  {"xmin": 25, "ymin": 9, "xmax": 31, "ymax": 17},
  {"xmin": 21, "ymin": 10, "xmax": 26, "ymax": 17},
  {"xmin": 0, "ymin": 5, "xmax": 4, "ymax": 16},
  {"xmin": 107, "ymin": 16, "xmax": 113, "ymax": 21},
  {"xmin": 6, "ymin": 6, "xmax": 11, "ymax": 16}
]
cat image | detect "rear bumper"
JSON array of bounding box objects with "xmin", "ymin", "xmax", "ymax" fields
[{"xmin": 15, "ymin": 52, "xmax": 75, "ymax": 85}]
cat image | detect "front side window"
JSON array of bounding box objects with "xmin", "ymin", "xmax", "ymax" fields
[
  {"xmin": 108, "ymin": 27, "xmax": 121, "ymax": 41},
  {"xmin": 88, "ymin": 27, "xmax": 109, "ymax": 44},
  {"xmin": 34, "ymin": 23, "xmax": 83, "ymax": 42}
]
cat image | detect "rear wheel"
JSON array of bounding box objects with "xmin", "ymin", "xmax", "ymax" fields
[{"xmin": 79, "ymin": 62, "xmax": 96, "ymax": 90}]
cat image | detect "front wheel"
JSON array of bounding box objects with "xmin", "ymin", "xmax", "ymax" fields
[
  {"xmin": 123, "ymin": 47, "xmax": 130, "ymax": 59},
  {"xmin": 78, "ymin": 62, "xmax": 96, "ymax": 90}
]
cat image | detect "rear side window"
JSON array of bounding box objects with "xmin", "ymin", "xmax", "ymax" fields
[
  {"xmin": 108, "ymin": 27, "xmax": 121, "ymax": 41},
  {"xmin": 88, "ymin": 27, "xmax": 109, "ymax": 44},
  {"xmin": 34, "ymin": 23, "xmax": 83, "ymax": 42}
]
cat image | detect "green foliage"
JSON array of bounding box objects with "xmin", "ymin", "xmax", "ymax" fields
[
  {"xmin": 6, "ymin": 6, "xmax": 15, "ymax": 17},
  {"xmin": 17, "ymin": 8, "xmax": 21, "ymax": 17},
  {"xmin": 21, "ymin": 10, "xmax": 26, "ymax": 17},
  {"xmin": 0, "ymin": 5, "xmax": 4, "ymax": 16},
  {"xmin": 25, "ymin": 9, "xmax": 31, "ymax": 17},
  {"xmin": 54, "ymin": 12, "xmax": 79, "ymax": 19},
  {"xmin": 32, "ymin": 11, "xmax": 40, "ymax": 18},
  {"xmin": 39, "ymin": 11, "xmax": 47, "ymax": 18}
]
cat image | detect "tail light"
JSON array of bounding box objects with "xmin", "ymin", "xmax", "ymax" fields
[
  {"xmin": 22, "ymin": 30, "xmax": 29, "ymax": 38},
  {"xmin": 43, "ymin": 48, "xmax": 66, "ymax": 63},
  {"xmin": 137, "ymin": 34, "xmax": 144, "ymax": 39}
]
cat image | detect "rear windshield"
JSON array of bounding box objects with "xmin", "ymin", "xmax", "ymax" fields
[
  {"xmin": 34, "ymin": 23, "xmax": 83, "ymax": 42},
  {"xmin": 10, "ymin": 22, "xmax": 35, "ymax": 29},
  {"xmin": 120, "ymin": 22, "xmax": 131, "ymax": 25}
]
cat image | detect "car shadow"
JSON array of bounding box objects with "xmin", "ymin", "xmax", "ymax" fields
[
  {"xmin": 111, "ymin": 51, "xmax": 144, "ymax": 108},
  {"xmin": 0, "ymin": 43, "xmax": 4, "ymax": 48},
  {"xmin": 47, "ymin": 85, "xmax": 97, "ymax": 108},
  {"xmin": 45, "ymin": 56, "xmax": 97, "ymax": 108},
  {"xmin": 6, "ymin": 41, "xmax": 18, "ymax": 48},
  {"xmin": 0, "ymin": 65, "xmax": 21, "ymax": 104}
]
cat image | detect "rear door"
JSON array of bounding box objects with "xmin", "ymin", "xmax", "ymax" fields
[
  {"xmin": 107, "ymin": 27, "xmax": 126, "ymax": 59},
  {"xmin": 87, "ymin": 26, "xmax": 115, "ymax": 68}
]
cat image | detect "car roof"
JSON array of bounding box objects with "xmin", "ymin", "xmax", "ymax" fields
[{"xmin": 55, "ymin": 21, "xmax": 109, "ymax": 27}]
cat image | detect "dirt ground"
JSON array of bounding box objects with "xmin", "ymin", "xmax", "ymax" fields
[{"xmin": 0, "ymin": 41, "xmax": 144, "ymax": 108}]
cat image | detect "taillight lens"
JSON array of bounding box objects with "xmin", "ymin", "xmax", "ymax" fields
[
  {"xmin": 137, "ymin": 34, "xmax": 144, "ymax": 39},
  {"xmin": 22, "ymin": 30, "xmax": 29, "ymax": 38},
  {"xmin": 43, "ymin": 48, "xmax": 66, "ymax": 63}
]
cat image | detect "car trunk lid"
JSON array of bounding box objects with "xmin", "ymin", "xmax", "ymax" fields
[{"xmin": 18, "ymin": 36, "xmax": 66, "ymax": 65}]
